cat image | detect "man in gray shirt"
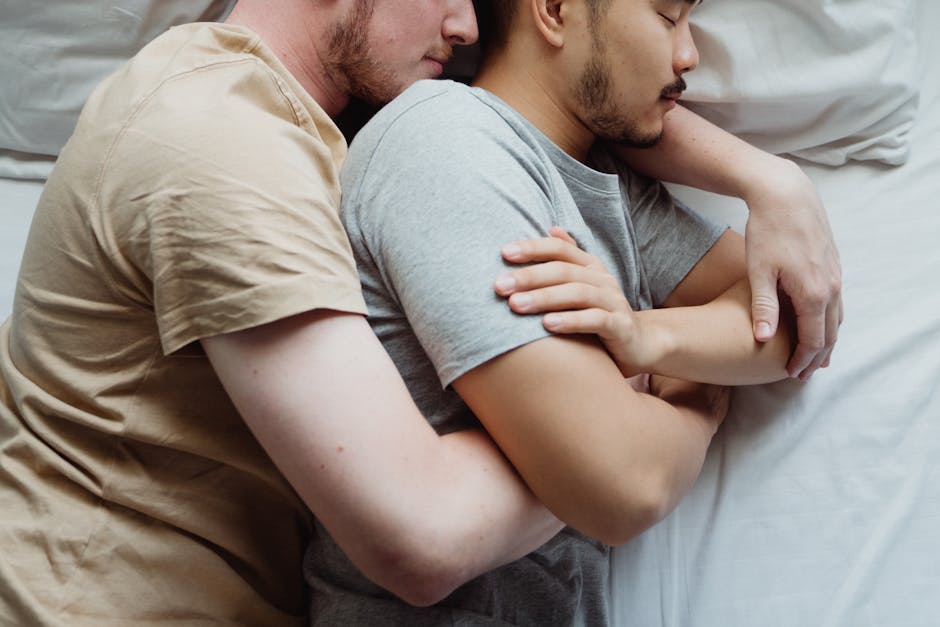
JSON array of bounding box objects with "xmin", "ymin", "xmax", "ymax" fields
[{"xmin": 310, "ymin": 0, "xmax": 797, "ymax": 623}]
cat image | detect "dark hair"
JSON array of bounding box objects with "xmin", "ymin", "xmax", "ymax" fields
[{"xmin": 476, "ymin": 0, "xmax": 611, "ymax": 56}]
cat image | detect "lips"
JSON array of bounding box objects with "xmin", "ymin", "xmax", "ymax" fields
[{"xmin": 426, "ymin": 47, "xmax": 454, "ymax": 67}]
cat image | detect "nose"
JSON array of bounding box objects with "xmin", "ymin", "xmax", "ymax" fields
[
  {"xmin": 443, "ymin": 0, "xmax": 479, "ymax": 46},
  {"xmin": 674, "ymin": 24, "xmax": 699, "ymax": 74}
]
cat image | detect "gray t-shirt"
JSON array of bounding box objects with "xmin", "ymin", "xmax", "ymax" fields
[{"xmin": 304, "ymin": 80, "xmax": 727, "ymax": 626}]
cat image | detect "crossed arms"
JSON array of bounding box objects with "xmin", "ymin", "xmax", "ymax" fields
[
  {"xmin": 200, "ymin": 104, "xmax": 825, "ymax": 605},
  {"xmin": 457, "ymin": 228, "xmax": 792, "ymax": 545}
]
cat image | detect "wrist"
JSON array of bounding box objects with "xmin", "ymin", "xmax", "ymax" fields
[
  {"xmin": 739, "ymin": 155, "xmax": 805, "ymax": 209},
  {"xmin": 634, "ymin": 311, "xmax": 675, "ymax": 375}
]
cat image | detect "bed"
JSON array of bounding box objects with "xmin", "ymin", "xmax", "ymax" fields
[
  {"xmin": 610, "ymin": 2, "xmax": 940, "ymax": 625},
  {"xmin": 2, "ymin": 2, "xmax": 937, "ymax": 625}
]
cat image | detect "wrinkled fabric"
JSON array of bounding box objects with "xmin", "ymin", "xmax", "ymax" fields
[{"xmin": 0, "ymin": 23, "xmax": 363, "ymax": 625}]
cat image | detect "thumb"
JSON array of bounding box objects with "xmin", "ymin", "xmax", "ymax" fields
[{"xmin": 749, "ymin": 268, "xmax": 781, "ymax": 342}]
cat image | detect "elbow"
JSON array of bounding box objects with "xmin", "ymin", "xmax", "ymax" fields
[
  {"xmin": 594, "ymin": 493, "xmax": 671, "ymax": 547},
  {"xmin": 353, "ymin": 528, "xmax": 472, "ymax": 607},
  {"xmin": 563, "ymin": 480, "xmax": 675, "ymax": 547},
  {"xmin": 382, "ymin": 572, "xmax": 458, "ymax": 608}
]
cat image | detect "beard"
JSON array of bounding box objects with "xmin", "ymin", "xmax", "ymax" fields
[
  {"xmin": 576, "ymin": 53, "xmax": 685, "ymax": 149},
  {"xmin": 323, "ymin": 1, "xmax": 402, "ymax": 106}
]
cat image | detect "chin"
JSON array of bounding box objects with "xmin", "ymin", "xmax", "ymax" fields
[{"xmin": 608, "ymin": 128, "xmax": 663, "ymax": 149}]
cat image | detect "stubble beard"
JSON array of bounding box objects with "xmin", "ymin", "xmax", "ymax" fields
[
  {"xmin": 576, "ymin": 46, "xmax": 664, "ymax": 149},
  {"xmin": 324, "ymin": 1, "xmax": 402, "ymax": 107}
]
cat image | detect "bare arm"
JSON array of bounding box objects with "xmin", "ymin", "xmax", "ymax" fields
[
  {"xmin": 452, "ymin": 334, "xmax": 727, "ymax": 545},
  {"xmin": 202, "ymin": 310, "xmax": 562, "ymax": 607},
  {"xmin": 497, "ymin": 229, "xmax": 793, "ymax": 385},
  {"xmin": 612, "ymin": 105, "xmax": 842, "ymax": 379},
  {"xmin": 632, "ymin": 280, "xmax": 791, "ymax": 384}
]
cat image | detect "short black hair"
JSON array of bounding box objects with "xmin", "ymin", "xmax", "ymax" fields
[{"xmin": 476, "ymin": 0, "xmax": 612, "ymax": 56}]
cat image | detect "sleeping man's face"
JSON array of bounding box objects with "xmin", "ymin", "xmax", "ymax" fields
[{"xmin": 572, "ymin": 0, "xmax": 700, "ymax": 147}]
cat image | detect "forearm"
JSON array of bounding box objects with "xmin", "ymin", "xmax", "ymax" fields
[
  {"xmin": 638, "ymin": 376, "xmax": 728, "ymax": 516},
  {"xmin": 430, "ymin": 430, "xmax": 565, "ymax": 577},
  {"xmin": 203, "ymin": 311, "xmax": 561, "ymax": 606},
  {"xmin": 338, "ymin": 427, "xmax": 564, "ymax": 605},
  {"xmin": 604, "ymin": 384, "xmax": 725, "ymax": 535},
  {"xmin": 611, "ymin": 104, "xmax": 797, "ymax": 203},
  {"xmin": 637, "ymin": 280, "xmax": 793, "ymax": 384},
  {"xmin": 455, "ymin": 336, "xmax": 725, "ymax": 546},
  {"xmin": 532, "ymin": 382, "xmax": 723, "ymax": 545}
]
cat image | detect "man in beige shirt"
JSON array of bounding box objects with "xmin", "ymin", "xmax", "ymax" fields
[{"xmin": 0, "ymin": 0, "xmax": 841, "ymax": 624}]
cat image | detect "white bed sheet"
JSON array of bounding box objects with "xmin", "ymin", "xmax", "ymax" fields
[{"xmin": 610, "ymin": 9, "xmax": 940, "ymax": 626}]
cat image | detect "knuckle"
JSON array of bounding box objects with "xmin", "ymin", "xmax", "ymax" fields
[
  {"xmin": 802, "ymin": 337, "xmax": 826, "ymax": 352},
  {"xmin": 751, "ymin": 293, "xmax": 778, "ymax": 313},
  {"xmin": 549, "ymin": 261, "xmax": 575, "ymax": 282},
  {"xmin": 573, "ymin": 283, "xmax": 593, "ymax": 303},
  {"xmin": 828, "ymin": 276, "xmax": 843, "ymax": 295}
]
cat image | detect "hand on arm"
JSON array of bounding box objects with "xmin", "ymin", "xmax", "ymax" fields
[
  {"xmin": 496, "ymin": 229, "xmax": 793, "ymax": 385},
  {"xmin": 610, "ymin": 105, "xmax": 842, "ymax": 379},
  {"xmin": 202, "ymin": 311, "xmax": 562, "ymax": 607}
]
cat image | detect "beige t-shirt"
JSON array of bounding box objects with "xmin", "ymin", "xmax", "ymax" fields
[{"xmin": 0, "ymin": 23, "xmax": 364, "ymax": 626}]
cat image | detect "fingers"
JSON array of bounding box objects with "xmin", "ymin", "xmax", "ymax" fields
[
  {"xmin": 547, "ymin": 226, "xmax": 578, "ymax": 246},
  {"xmin": 786, "ymin": 303, "xmax": 827, "ymax": 379},
  {"xmin": 495, "ymin": 259, "xmax": 615, "ymax": 298},
  {"xmin": 502, "ymin": 232, "xmax": 600, "ymax": 268},
  {"xmin": 541, "ymin": 308, "xmax": 613, "ymax": 335},
  {"xmin": 820, "ymin": 294, "xmax": 844, "ymax": 369},
  {"xmin": 784, "ymin": 263, "xmax": 842, "ymax": 379},
  {"xmin": 503, "ymin": 281, "xmax": 626, "ymax": 317},
  {"xmin": 797, "ymin": 292, "xmax": 843, "ymax": 378},
  {"xmin": 747, "ymin": 265, "xmax": 781, "ymax": 342}
]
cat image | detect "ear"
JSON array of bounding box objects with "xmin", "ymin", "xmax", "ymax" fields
[{"xmin": 529, "ymin": 0, "xmax": 566, "ymax": 48}]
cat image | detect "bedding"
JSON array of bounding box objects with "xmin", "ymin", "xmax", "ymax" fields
[
  {"xmin": 0, "ymin": 0, "xmax": 235, "ymax": 170},
  {"xmin": 1, "ymin": 1, "xmax": 938, "ymax": 625},
  {"xmin": 610, "ymin": 1, "xmax": 940, "ymax": 625},
  {"xmin": 683, "ymin": 0, "xmax": 920, "ymax": 167}
]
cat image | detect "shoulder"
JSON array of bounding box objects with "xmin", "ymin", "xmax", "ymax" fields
[
  {"xmin": 96, "ymin": 23, "xmax": 339, "ymax": 174},
  {"xmin": 88, "ymin": 28, "xmax": 344, "ymax": 214},
  {"xmin": 342, "ymin": 80, "xmax": 558, "ymax": 206},
  {"xmin": 346, "ymin": 81, "xmax": 511, "ymax": 168}
]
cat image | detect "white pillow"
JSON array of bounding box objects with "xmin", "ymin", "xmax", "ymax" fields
[
  {"xmin": 0, "ymin": 1, "xmax": 236, "ymax": 164},
  {"xmin": 682, "ymin": 0, "xmax": 920, "ymax": 166}
]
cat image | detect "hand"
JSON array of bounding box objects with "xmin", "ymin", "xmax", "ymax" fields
[
  {"xmin": 495, "ymin": 227, "xmax": 655, "ymax": 377},
  {"xmin": 742, "ymin": 158, "xmax": 843, "ymax": 380}
]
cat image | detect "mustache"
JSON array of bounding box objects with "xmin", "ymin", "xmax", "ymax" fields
[{"xmin": 660, "ymin": 77, "xmax": 687, "ymax": 98}]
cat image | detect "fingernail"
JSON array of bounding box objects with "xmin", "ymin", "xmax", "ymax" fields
[
  {"xmin": 756, "ymin": 322, "xmax": 771, "ymax": 339},
  {"xmin": 511, "ymin": 293, "xmax": 532, "ymax": 310},
  {"xmin": 495, "ymin": 275, "xmax": 516, "ymax": 293},
  {"xmin": 502, "ymin": 244, "xmax": 522, "ymax": 259},
  {"xmin": 544, "ymin": 313, "xmax": 562, "ymax": 329}
]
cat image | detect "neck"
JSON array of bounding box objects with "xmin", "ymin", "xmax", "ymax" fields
[
  {"xmin": 225, "ymin": 0, "xmax": 350, "ymax": 118},
  {"xmin": 473, "ymin": 47, "xmax": 596, "ymax": 162}
]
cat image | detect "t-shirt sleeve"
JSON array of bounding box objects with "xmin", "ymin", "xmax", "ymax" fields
[
  {"xmin": 342, "ymin": 91, "xmax": 562, "ymax": 387},
  {"xmin": 99, "ymin": 59, "xmax": 366, "ymax": 355},
  {"xmin": 616, "ymin": 162, "xmax": 729, "ymax": 306}
]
